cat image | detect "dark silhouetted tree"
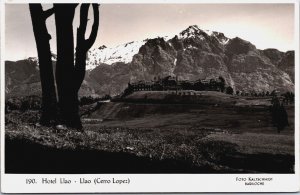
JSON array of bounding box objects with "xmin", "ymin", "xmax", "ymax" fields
[
  {"xmin": 270, "ymin": 96, "xmax": 289, "ymax": 133},
  {"xmin": 218, "ymin": 76, "xmax": 225, "ymax": 92},
  {"xmin": 225, "ymin": 86, "xmax": 233, "ymax": 95},
  {"xmin": 54, "ymin": 3, "xmax": 99, "ymax": 129},
  {"xmin": 29, "ymin": 4, "xmax": 57, "ymax": 126}
]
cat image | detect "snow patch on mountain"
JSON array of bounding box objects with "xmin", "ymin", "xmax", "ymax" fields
[
  {"xmin": 86, "ymin": 40, "xmax": 147, "ymax": 70},
  {"xmin": 204, "ymin": 29, "xmax": 213, "ymax": 36},
  {"xmin": 211, "ymin": 31, "xmax": 230, "ymax": 45}
]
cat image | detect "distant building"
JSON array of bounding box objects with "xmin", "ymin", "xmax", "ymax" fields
[{"xmin": 125, "ymin": 76, "xmax": 225, "ymax": 94}]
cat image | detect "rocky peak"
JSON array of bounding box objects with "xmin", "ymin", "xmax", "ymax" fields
[
  {"xmin": 179, "ymin": 25, "xmax": 207, "ymax": 39},
  {"xmin": 178, "ymin": 25, "xmax": 230, "ymax": 45},
  {"xmin": 138, "ymin": 37, "xmax": 172, "ymax": 55}
]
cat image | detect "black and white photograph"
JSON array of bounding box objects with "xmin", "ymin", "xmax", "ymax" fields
[{"xmin": 1, "ymin": 1, "xmax": 299, "ymax": 193}]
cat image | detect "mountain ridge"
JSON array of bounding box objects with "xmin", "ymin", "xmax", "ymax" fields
[{"xmin": 5, "ymin": 25, "xmax": 294, "ymax": 97}]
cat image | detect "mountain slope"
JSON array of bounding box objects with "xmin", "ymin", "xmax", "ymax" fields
[{"xmin": 5, "ymin": 59, "xmax": 97, "ymax": 98}]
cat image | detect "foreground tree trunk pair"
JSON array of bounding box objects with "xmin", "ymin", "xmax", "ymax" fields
[{"xmin": 29, "ymin": 4, "xmax": 99, "ymax": 130}]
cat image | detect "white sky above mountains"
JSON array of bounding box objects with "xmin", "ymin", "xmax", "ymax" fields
[{"xmin": 5, "ymin": 3, "xmax": 294, "ymax": 61}]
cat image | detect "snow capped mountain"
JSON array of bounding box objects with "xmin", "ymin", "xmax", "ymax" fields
[
  {"xmin": 178, "ymin": 25, "xmax": 229, "ymax": 45},
  {"xmin": 86, "ymin": 25, "xmax": 230, "ymax": 70},
  {"xmin": 17, "ymin": 25, "xmax": 232, "ymax": 72},
  {"xmin": 86, "ymin": 40, "xmax": 147, "ymax": 70}
]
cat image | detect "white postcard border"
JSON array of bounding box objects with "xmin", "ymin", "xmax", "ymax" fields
[{"xmin": 1, "ymin": 0, "xmax": 300, "ymax": 193}]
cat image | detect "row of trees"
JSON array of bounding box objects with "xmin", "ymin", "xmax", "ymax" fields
[
  {"xmin": 29, "ymin": 4, "xmax": 99, "ymax": 130},
  {"xmin": 236, "ymin": 90, "xmax": 276, "ymax": 97},
  {"xmin": 5, "ymin": 95, "xmax": 111, "ymax": 113},
  {"xmin": 236, "ymin": 90, "xmax": 294, "ymax": 103}
]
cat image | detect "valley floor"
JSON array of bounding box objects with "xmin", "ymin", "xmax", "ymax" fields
[{"xmin": 5, "ymin": 92, "xmax": 295, "ymax": 173}]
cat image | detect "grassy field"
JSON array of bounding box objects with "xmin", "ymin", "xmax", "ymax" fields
[{"xmin": 5, "ymin": 91, "xmax": 295, "ymax": 173}]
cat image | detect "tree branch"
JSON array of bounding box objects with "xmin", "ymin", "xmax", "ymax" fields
[
  {"xmin": 76, "ymin": 4, "xmax": 90, "ymax": 49},
  {"xmin": 76, "ymin": 4, "xmax": 99, "ymax": 52},
  {"xmin": 74, "ymin": 3, "xmax": 100, "ymax": 92},
  {"xmin": 43, "ymin": 7, "xmax": 54, "ymax": 19},
  {"xmin": 86, "ymin": 4, "xmax": 99, "ymax": 49}
]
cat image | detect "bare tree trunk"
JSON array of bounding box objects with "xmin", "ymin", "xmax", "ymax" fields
[
  {"xmin": 54, "ymin": 4, "xmax": 81, "ymax": 128},
  {"xmin": 29, "ymin": 4, "xmax": 57, "ymax": 126},
  {"xmin": 53, "ymin": 4, "xmax": 99, "ymax": 130}
]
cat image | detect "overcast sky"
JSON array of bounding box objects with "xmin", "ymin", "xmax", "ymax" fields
[{"xmin": 5, "ymin": 3, "xmax": 295, "ymax": 61}]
